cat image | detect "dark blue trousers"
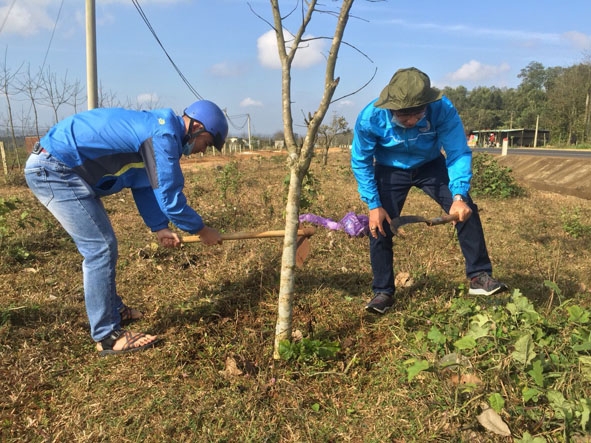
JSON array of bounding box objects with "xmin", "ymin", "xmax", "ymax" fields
[{"xmin": 370, "ymin": 155, "xmax": 493, "ymax": 295}]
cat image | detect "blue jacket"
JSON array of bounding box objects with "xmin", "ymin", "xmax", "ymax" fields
[
  {"xmin": 40, "ymin": 107, "xmax": 204, "ymax": 234},
  {"xmin": 351, "ymin": 96, "xmax": 472, "ymax": 210}
]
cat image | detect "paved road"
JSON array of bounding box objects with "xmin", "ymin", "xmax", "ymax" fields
[{"xmin": 474, "ymin": 147, "xmax": 591, "ymax": 159}]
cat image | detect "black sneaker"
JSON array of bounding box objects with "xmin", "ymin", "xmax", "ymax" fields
[
  {"xmin": 469, "ymin": 272, "xmax": 508, "ymax": 296},
  {"xmin": 365, "ymin": 293, "xmax": 394, "ymax": 314}
]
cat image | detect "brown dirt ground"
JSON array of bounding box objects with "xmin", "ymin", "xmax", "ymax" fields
[{"xmin": 182, "ymin": 149, "xmax": 288, "ymax": 170}]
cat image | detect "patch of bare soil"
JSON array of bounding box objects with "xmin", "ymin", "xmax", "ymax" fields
[{"xmin": 182, "ymin": 149, "xmax": 288, "ymax": 170}]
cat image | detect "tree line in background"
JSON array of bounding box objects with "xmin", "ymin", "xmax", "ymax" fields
[
  {"xmin": 445, "ymin": 60, "xmax": 591, "ymax": 146},
  {"xmin": 2, "ymin": 58, "xmax": 591, "ymax": 150}
]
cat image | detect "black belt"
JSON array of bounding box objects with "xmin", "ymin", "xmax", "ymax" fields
[{"xmin": 32, "ymin": 142, "xmax": 48, "ymax": 155}]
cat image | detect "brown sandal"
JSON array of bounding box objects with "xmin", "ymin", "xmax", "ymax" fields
[
  {"xmin": 97, "ymin": 329, "xmax": 160, "ymax": 356},
  {"xmin": 119, "ymin": 305, "xmax": 144, "ymax": 324}
]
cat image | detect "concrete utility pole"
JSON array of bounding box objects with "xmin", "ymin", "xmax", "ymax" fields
[
  {"xmin": 86, "ymin": 0, "xmax": 98, "ymax": 109},
  {"xmin": 247, "ymin": 114, "xmax": 252, "ymax": 151}
]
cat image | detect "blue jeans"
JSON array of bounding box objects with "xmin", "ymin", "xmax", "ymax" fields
[
  {"xmin": 24, "ymin": 149, "xmax": 124, "ymax": 342},
  {"xmin": 371, "ymin": 155, "xmax": 493, "ymax": 296}
]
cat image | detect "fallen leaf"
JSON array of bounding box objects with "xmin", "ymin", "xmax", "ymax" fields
[
  {"xmin": 292, "ymin": 329, "xmax": 303, "ymax": 341},
  {"xmin": 395, "ymin": 272, "xmax": 414, "ymax": 288},
  {"xmin": 449, "ymin": 373, "xmax": 482, "ymax": 385},
  {"xmin": 477, "ymin": 403, "xmax": 511, "ymax": 437},
  {"xmin": 219, "ymin": 356, "xmax": 243, "ymax": 377}
]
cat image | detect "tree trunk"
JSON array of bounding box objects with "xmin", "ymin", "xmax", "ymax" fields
[
  {"xmin": 273, "ymin": 168, "xmax": 303, "ymax": 358},
  {"xmin": 269, "ymin": 0, "xmax": 355, "ymax": 359}
]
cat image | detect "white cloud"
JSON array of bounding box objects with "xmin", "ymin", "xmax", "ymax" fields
[
  {"xmin": 380, "ymin": 19, "xmax": 561, "ymax": 44},
  {"xmin": 137, "ymin": 93, "xmax": 159, "ymax": 106},
  {"xmin": 446, "ymin": 60, "xmax": 511, "ymax": 83},
  {"xmin": 337, "ymin": 99, "xmax": 355, "ymax": 107},
  {"xmin": 209, "ymin": 62, "xmax": 245, "ymax": 77},
  {"xmin": 0, "ymin": 0, "xmax": 54, "ymax": 36},
  {"xmin": 240, "ymin": 97, "xmax": 263, "ymax": 107},
  {"xmin": 562, "ymin": 31, "xmax": 591, "ymax": 50},
  {"xmin": 257, "ymin": 29, "xmax": 325, "ymax": 69}
]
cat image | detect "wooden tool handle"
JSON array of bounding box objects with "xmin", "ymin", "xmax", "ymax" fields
[
  {"xmin": 427, "ymin": 213, "xmax": 460, "ymax": 226},
  {"xmin": 182, "ymin": 227, "xmax": 316, "ymax": 243}
]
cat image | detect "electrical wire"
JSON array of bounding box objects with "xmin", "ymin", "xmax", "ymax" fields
[
  {"xmin": 226, "ymin": 113, "xmax": 250, "ymax": 130},
  {"xmin": 40, "ymin": 0, "xmax": 65, "ymax": 72},
  {"xmin": 0, "ymin": 0, "xmax": 18, "ymax": 35},
  {"xmin": 131, "ymin": 0, "xmax": 203, "ymax": 101},
  {"xmin": 130, "ymin": 1, "xmax": 245, "ymax": 133},
  {"xmin": 20, "ymin": 0, "xmax": 65, "ymax": 132}
]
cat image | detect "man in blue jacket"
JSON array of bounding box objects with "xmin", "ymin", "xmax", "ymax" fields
[
  {"xmin": 351, "ymin": 68, "xmax": 506, "ymax": 314},
  {"xmin": 24, "ymin": 100, "xmax": 228, "ymax": 354}
]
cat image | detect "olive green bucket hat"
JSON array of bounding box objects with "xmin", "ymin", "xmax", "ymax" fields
[{"xmin": 375, "ymin": 67, "xmax": 443, "ymax": 110}]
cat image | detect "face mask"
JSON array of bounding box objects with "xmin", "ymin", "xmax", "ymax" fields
[
  {"xmin": 391, "ymin": 112, "xmax": 425, "ymax": 129},
  {"xmin": 182, "ymin": 141, "xmax": 195, "ymax": 156},
  {"xmin": 391, "ymin": 114, "xmax": 407, "ymax": 128},
  {"xmin": 182, "ymin": 126, "xmax": 206, "ymax": 156}
]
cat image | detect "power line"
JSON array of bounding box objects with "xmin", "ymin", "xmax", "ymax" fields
[
  {"xmin": 21, "ymin": 0, "xmax": 65, "ymax": 130},
  {"xmin": 40, "ymin": 0, "xmax": 65, "ymax": 71},
  {"xmin": 2, "ymin": 0, "xmax": 64, "ymax": 74},
  {"xmin": 131, "ymin": 0, "xmax": 203, "ymax": 101},
  {"xmin": 0, "ymin": 0, "xmax": 18, "ymax": 35},
  {"xmin": 226, "ymin": 113, "xmax": 250, "ymax": 130}
]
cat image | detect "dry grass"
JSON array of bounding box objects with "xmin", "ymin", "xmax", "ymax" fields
[{"xmin": 1, "ymin": 150, "xmax": 591, "ymax": 442}]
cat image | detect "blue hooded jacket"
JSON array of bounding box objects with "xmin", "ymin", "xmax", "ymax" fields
[
  {"xmin": 40, "ymin": 107, "xmax": 205, "ymax": 234},
  {"xmin": 351, "ymin": 96, "xmax": 472, "ymax": 210}
]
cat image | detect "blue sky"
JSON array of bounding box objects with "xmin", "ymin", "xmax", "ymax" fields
[{"xmin": 1, "ymin": 0, "xmax": 590, "ymax": 137}]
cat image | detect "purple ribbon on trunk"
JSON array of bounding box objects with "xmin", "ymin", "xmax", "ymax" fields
[{"xmin": 298, "ymin": 212, "xmax": 370, "ymax": 237}]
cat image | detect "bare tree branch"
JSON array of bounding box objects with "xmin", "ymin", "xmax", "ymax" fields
[
  {"xmin": 16, "ymin": 64, "xmax": 43, "ymax": 139},
  {"xmin": 331, "ymin": 65, "xmax": 378, "ymax": 104},
  {"xmin": 39, "ymin": 66, "xmax": 76, "ymax": 124},
  {"xmin": 0, "ymin": 49, "xmax": 24, "ymax": 161}
]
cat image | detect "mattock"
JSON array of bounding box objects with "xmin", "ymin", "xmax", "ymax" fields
[{"xmin": 182, "ymin": 227, "xmax": 316, "ymax": 267}]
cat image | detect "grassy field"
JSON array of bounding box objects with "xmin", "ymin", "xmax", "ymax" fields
[{"xmin": 1, "ymin": 150, "xmax": 591, "ymax": 442}]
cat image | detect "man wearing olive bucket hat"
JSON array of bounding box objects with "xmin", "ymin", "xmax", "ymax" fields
[{"xmin": 351, "ymin": 67, "xmax": 507, "ymax": 314}]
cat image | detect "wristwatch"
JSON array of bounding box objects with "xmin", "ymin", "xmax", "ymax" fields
[{"xmin": 453, "ymin": 194, "xmax": 466, "ymax": 202}]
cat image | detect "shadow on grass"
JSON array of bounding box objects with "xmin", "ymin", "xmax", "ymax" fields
[{"xmin": 152, "ymin": 258, "xmax": 373, "ymax": 328}]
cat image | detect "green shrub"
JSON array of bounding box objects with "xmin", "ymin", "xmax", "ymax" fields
[
  {"xmin": 0, "ymin": 197, "xmax": 21, "ymax": 243},
  {"xmin": 0, "ymin": 197, "xmax": 33, "ymax": 262},
  {"xmin": 471, "ymin": 153, "xmax": 524, "ymax": 198},
  {"xmin": 561, "ymin": 207, "xmax": 591, "ymax": 238},
  {"xmin": 283, "ymin": 170, "xmax": 319, "ymax": 210},
  {"xmin": 278, "ymin": 337, "xmax": 340, "ymax": 366},
  {"xmin": 215, "ymin": 161, "xmax": 242, "ymax": 202}
]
